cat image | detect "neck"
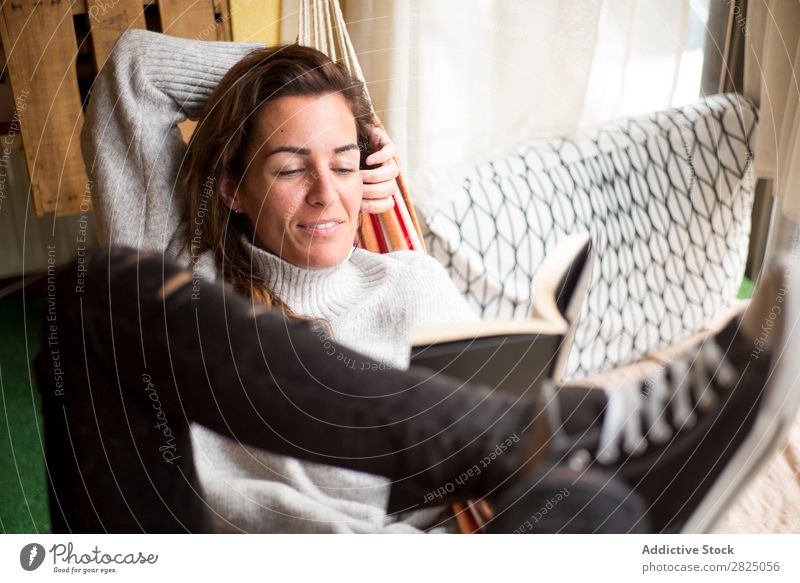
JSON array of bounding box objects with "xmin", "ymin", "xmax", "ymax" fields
[{"xmin": 242, "ymin": 233, "xmax": 364, "ymax": 320}]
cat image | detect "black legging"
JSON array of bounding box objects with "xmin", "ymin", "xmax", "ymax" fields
[{"xmin": 32, "ymin": 246, "xmax": 645, "ymax": 533}]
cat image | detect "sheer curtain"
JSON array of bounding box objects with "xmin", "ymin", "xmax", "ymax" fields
[{"xmin": 343, "ymin": 0, "xmax": 704, "ymax": 208}]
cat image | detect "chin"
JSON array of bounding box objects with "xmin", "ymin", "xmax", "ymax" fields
[
  {"xmin": 305, "ymin": 255, "xmax": 348, "ymax": 269},
  {"xmin": 295, "ymin": 245, "xmax": 351, "ymax": 269}
]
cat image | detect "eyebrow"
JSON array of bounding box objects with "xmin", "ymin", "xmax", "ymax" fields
[{"xmin": 264, "ymin": 144, "xmax": 359, "ymax": 158}]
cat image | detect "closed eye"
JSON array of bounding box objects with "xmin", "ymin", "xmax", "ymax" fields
[{"xmin": 277, "ymin": 169, "xmax": 303, "ymax": 177}]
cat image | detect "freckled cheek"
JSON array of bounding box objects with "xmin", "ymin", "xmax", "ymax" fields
[
  {"xmin": 264, "ymin": 186, "xmax": 306, "ymax": 222},
  {"xmin": 343, "ymin": 180, "xmax": 364, "ymax": 218}
]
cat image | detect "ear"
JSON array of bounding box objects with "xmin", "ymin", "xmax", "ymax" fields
[{"xmin": 219, "ymin": 171, "xmax": 239, "ymax": 210}]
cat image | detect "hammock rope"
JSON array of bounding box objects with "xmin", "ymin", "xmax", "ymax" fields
[{"xmin": 297, "ymin": 0, "xmax": 426, "ymax": 254}]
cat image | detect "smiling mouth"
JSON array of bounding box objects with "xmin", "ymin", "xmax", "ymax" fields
[{"xmin": 298, "ymin": 220, "xmax": 344, "ymax": 236}]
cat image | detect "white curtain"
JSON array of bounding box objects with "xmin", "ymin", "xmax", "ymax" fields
[
  {"xmin": 343, "ymin": 0, "xmax": 700, "ymax": 208},
  {"xmin": 280, "ymin": 0, "xmax": 300, "ymax": 43}
]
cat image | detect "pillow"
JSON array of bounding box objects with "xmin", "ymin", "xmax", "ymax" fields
[{"xmin": 422, "ymin": 94, "xmax": 758, "ymax": 379}]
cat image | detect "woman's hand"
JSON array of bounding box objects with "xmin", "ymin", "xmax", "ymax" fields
[{"xmin": 361, "ymin": 125, "xmax": 400, "ymax": 214}]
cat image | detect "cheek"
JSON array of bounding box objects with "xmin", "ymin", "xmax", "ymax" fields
[
  {"xmin": 246, "ymin": 180, "xmax": 304, "ymax": 225},
  {"xmin": 271, "ymin": 188, "xmax": 306, "ymax": 223},
  {"xmin": 343, "ymin": 179, "xmax": 364, "ymax": 217}
]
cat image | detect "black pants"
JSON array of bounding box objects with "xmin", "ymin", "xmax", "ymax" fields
[{"xmin": 32, "ymin": 246, "xmax": 645, "ymax": 533}]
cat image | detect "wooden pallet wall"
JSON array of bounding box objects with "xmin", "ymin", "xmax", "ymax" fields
[
  {"xmin": 0, "ymin": 0, "xmax": 229, "ymax": 216},
  {"xmin": 87, "ymin": 0, "xmax": 146, "ymax": 69},
  {"xmin": 0, "ymin": 0, "xmax": 88, "ymax": 216}
]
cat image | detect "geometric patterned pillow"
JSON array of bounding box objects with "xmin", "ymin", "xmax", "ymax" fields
[{"xmin": 422, "ymin": 93, "xmax": 758, "ymax": 380}]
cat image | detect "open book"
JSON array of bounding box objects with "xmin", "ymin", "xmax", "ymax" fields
[
  {"xmin": 410, "ymin": 233, "xmax": 593, "ymax": 395},
  {"xmin": 410, "ymin": 233, "xmax": 593, "ymax": 533}
]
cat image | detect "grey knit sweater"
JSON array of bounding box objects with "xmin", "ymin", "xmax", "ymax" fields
[
  {"xmin": 191, "ymin": 236, "xmax": 479, "ymax": 533},
  {"xmin": 82, "ymin": 30, "xmax": 479, "ymax": 533}
]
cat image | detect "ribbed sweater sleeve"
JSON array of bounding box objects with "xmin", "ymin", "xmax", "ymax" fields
[{"xmin": 81, "ymin": 30, "xmax": 261, "ymax": 252}]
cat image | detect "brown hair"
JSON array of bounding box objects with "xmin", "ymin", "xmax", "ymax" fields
[{"xmin": 180, "ymin": 44, "xmax": 374, "ymax": 316}]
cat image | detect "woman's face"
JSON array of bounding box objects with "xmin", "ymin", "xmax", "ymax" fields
[{"xmin": 234, "ymin": 93, "xmax": 363, "ymax": 269}]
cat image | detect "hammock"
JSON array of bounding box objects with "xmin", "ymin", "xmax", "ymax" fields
[{"xmin": 296, "ymin": 0, "xmax": 426, "ymax": 254}]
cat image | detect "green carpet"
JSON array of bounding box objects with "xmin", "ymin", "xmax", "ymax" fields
[
  {"xmin": 737, "ymin": 276, "xmax": 754, "ymax": 300},
  {"xmin": 0, "ymin": 291, "xmax": 50, "ymax": 533}
]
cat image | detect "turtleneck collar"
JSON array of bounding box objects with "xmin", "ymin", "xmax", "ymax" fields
[{"xmin": 241, "ymin": 233, "xmax": 382, "ymax": 322}]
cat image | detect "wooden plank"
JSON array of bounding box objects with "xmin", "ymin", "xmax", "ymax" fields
[
  {"xmin": 158, "ymin": 0, "xmax": 216, "ymax": 40},
  {"xmin": 229, "ymin": 0, "xmax": 280, "ymax": 45},
  {"xmin": 177, "ymin": 119, "xmax": 196, "ymax": 143},
  {"xmin": 73, "ymin": 1, "xmax": 157, "ymax": 16},
  {"xmin": 213, "ymin": 0, "xmax": 231, "ymax": 42},
  {"xmin": 87, "ymin": 0, "xmax": 147, "ymax": 69},
  {"xmin": 0, "ymin": 0, "xmax": 89, "ymax": 216}
]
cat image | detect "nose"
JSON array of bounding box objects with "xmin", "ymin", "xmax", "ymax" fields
[{"xmin": 305, "ymin": 167, "xmax": 339, "ymax": 208}]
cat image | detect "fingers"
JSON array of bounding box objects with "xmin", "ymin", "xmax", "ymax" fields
[
  {"xmin": 360, "ymin": 195, "xmax": 396, "ymax": 215},
  {"xmin": 360, "ymin": 158, "xmax": 399, "ymax": 185},
  {"xmin": 365, "ymin": 126, "xmax": 398, "ymax": 166},
  {"xmin": 361, "ymin": 125, "xmax": 400, "ymax": 215},
  {"xmin": 361, "ymin": 177, "xmax": 397, "ymax": 214},
  {"xmin": 362, "ymin": 177, "xmax": 398, "ymax": 202}
]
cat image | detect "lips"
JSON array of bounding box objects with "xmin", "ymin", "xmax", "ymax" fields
[{"xmin": 297, "ymin": 219, "xmax": 344, "ymax": 236}]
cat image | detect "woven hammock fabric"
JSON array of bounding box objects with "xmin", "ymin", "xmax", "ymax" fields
[{"xmin": 297, "ymin": 0, "xmax": 425, "ymax": 254}]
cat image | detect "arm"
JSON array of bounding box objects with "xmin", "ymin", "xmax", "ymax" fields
[
  {"xmin": 81, "ymin": 30, "xmax": 261, "ymax": 252},
  {"xmin": 394, "ymin": 251, "xmax": 480, "ymax": 330}
]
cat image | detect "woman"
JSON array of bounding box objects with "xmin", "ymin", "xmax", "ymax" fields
[
  {"xmin": 182, "ymin": 42, "xmax": 486, "ymax": 533},
  {"xmin": 80, "ymin": 29, "xmax": 772, "ymax": 535},
  {"xmin": 84, "ymin": 30, "xmax": 482, "ymax": 533}
]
